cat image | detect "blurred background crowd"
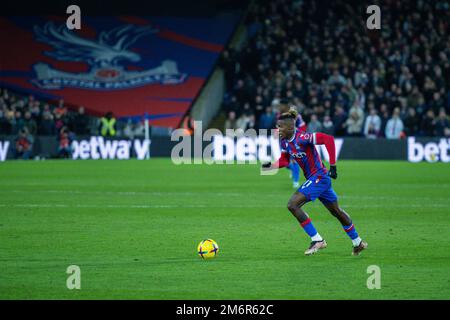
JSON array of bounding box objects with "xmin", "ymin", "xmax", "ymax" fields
[
  {"xmin": 1, "ymin": 0, "xmax": 449, "ymax": 160},
  {"xmin": 0, "ymin": 87, "xmax": 148, "ymax": 159},
  {"xmin": 219, "ymin": 0, "xmax": 450, "ymax": 138}
]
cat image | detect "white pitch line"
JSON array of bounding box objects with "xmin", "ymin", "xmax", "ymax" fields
[
  {"xmin": 1, "ymin": 190, "xmax": 449, "ymax": 202},
  {"xmin": 0, "ymin": 203, "xmax": 447, "ymax": 209},
  {"xmin": 4, "ymin": 190, "xmax": 244, "ymax": 197}
]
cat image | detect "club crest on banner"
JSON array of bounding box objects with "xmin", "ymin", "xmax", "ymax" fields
[{"xmin": 32, "ymin": 22, "xmax": 187, "ymax": 90}]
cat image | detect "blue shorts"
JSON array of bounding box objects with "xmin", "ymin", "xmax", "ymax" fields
[{"xmin": 297, "ymin": 172, "xmax": 338, "ymax": 204}]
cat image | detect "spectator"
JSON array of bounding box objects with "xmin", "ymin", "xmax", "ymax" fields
[
  {"xmin": 54, "ymin": 99, "xmax": 67, "ymax": 117},
  {"xmin": 30, "ymin": 101, "xmax": 40, "ymax": 119},
  {"xmin": 224, "ymin": 111, "xmax": 237, "ymax": 131},
  {"xmin": 123, "ymin": 119, "xmax": 136, "ymax": 139},
  {"xmin": 54, "ymin": 112, "xmax": 66, "ymax": 133},
  {"xmin": 332, "ymin": 106, "xmax": 347, "ymax": 137},
  {"xmin": 445, "ymin": 128, "xmax": 450, "ymax": 138},
  {"xmin": 3, "ymin": 108, "xmax": 14, "ymax": 135},
  {"xmin": 407, "ymin": 86, "xmax": 424, "ymax": 109},
  {"xmin": 364, "ymin": 108, "xmax": 381, "ymax": 139},
  {"xmin": 435, "ymin": 109, "xmax": 449, "ymax": 137},
  {"xmin": 14, "ymin": 128, "xmax": 33, "ymax": 159},
  {"xmin": 99, "ymin": 111, "xmax": 117, "ymax": 137},
  {"xmin": 236, "ymin": 113, "xmax": 250, "ymax": 131},
  {"xmin": 403, "ymin": 108, "xmax": 420, "ymax": 136},
  {"xmin": 12, "ymin": 110, "xmax": 24, "ymax": 134},
  {"xmin": 0, "ymin": 105, "xmax": 8, "ymax": 134},
  {"xmin": 385, "ymin": 108, "xmax": 404, "ymax": 139},
  {"xmin": 124, "ymin": 120, "xmax": 145, "ymax": 139},
  {"xmin": 328, "ymin": 69, "xmax": 347, "ymax": 87},
  {"xmin": 58, "ymin": 126, "xmax": 73, "ymax": 159},
  {"xmin": 429, "ymin": 92, "xmax": 445, "ymax": 115},
  {"xmin": 379, "ymin": 104, "xmax": 390, "ymax": 138},
  {"xmin": 421, "ymin": 110, "xmax": 436, "ymax": 137},
  {"xmin": 246, "ymin": 114, "xmax": 256, "ymax": 130},
  {"xmin": 73, "ymin": 106, "xmax": 90, "ymax": 136},
  {"xmin": 307, "ymin": 114, "xmax": 322, "ymax": 133},
  {"xmin": 322, "ymin": 116, "xmax": 335, "ymax": 135},
  {"xmin": 344, "ymin": 110, "xmax": 364, "ymax": 137},
  {"xmin": 23, "ymin": 111, "xmax": 37, "ymax": 136},
  {"xmin": 40, "ymin": 111, "xmax": 56, "ymax": 135},
  {"xmin": 259, "ymin": 106, "xmax": 276, "ymax": 130}
]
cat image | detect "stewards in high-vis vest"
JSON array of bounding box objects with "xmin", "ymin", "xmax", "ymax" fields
[{"xmin": 100, "ymin": 112, "xmax": 116, "ymax": 137}]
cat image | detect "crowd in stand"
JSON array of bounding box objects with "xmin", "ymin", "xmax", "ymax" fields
[
  {"xmin": 219, "ymin": 0, "xmax": 450, "ymax": 138},
  {"xmin": 0, "ymin": 87, "xmax": 123, "ymax": 158},
  {"xmin": 0, "ymin": 88, "xmax": 93, "ymax": 137},
  {"xmin": 0, "ymin": 88, "xmax": 93, "ymax": 158},
  {"xmin": 0, "ymin": 87, "xmax": 155, "ymax": 158}
]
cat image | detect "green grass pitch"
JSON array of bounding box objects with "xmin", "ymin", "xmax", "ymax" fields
[{"xmin": 0, "ymin": 159, "xmax": 449, "ymax": 299}]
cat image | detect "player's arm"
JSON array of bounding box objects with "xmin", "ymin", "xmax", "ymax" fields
[
  {"xmin": 312, "ymin": 132, "xmax": 337, "ymax": 179},
  {"xmin": 262, "ymin": 151, "xmax": 290, "ymax": 170}
]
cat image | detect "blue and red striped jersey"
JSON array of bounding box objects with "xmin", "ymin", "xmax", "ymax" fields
[
  {"xmin": 295, "ymin": 114, "xmax": 307, "ymax": 132},
  {"xmin": 280, "ymin": 130, "xmax": 327, "ymax": 179}
]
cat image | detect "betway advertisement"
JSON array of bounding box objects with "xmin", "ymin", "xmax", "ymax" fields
[
  {"xmin": 0, "ymin": 141, "xmax": 10, "ymax": 162},
  {"xmin": 407, "ymin": 137, "xmax": 450, "ymax": 163},
  {"xmin": 71, "ymin": 136, "xmax": 150, "ymax": 160},
  {"xmin": 210, "ymin": 135, "xmax": 343, "ymax": 163},
  {"xmin": 1, "ymin": 136, "xmax": 449, "ymax": 162}
]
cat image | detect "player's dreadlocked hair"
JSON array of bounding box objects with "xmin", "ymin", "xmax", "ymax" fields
[{"xmin": 279, "ymin": 109, "xmax": 298, "ymax": 121}]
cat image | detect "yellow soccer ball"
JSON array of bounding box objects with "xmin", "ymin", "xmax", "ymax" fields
[{"xmin": 197, "ymin": 239, "xmax": 219, "ymax": 259}]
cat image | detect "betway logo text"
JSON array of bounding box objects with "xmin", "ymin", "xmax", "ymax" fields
[
  {"xmin": 408, "ymin": 137, "xmax": 450, "ymax": 163},
  {"xmin": 170, "ymin": 121, "xmax": 343, "ymax": 164},
  {"xmin": 72, "ymin": 136, "xmax": 150, "ymax": 160},
  {"xmin": 212, "ymin": 135, "xmax": 343, "ymax": 162},
  {"xmin": 0, "ymin": 141, "xmax": 10, "ymax": 162}
]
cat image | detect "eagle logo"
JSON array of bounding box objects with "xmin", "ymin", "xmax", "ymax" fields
[{"xmin": 32, "ymin": 22, "xmax": 187, "ymax": 90}]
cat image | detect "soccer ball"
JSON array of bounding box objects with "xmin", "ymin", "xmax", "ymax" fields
[{"xmin": 197, "ymin": 239, "xmax": 219, "ymax": 259}]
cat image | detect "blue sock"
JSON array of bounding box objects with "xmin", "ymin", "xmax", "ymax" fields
[
  {"xmin": 343, "ymin": 223, "xmax": 359, "ymax": 240},
  {"xmin": 301, "ymin": 218, "xmax": 318, "ymax": 238}
]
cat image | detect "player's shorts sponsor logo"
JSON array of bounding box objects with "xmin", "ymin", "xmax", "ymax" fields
[{"xmin": 407, "ymin": 137, "xmax": 450, "ymax": 163}]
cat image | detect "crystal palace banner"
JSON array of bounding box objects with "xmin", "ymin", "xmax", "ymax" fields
[{"xmin": 0, "ymin": 15, "xmax": 239, "ymax": 128}]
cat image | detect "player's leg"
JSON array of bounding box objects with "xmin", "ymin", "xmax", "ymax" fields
[
  {"xmin": 322, "ymin": 200, "xmax": 352, "ymax": 225},
  {"xmin": 321, "ymin": 199, "xmax": 368, "ymax": 256},
  {"xmin": 287, "ymin": 191, "xmax": 308, "ymax": 223},
  {"xmin": 287, "ymin": 189, "xmax": 327, "ymax": 255}
]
